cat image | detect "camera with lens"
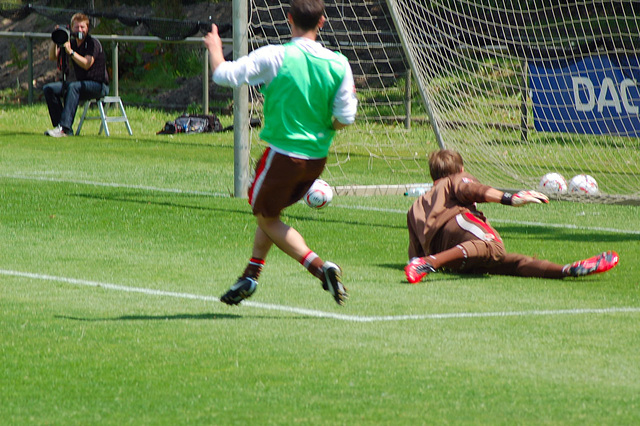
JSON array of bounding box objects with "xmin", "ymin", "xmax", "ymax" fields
[
  {"xmin": 51, "ymin": 26, "xmax": 83, "ymax": 46},
  {"xmin": 51, "ymin": 26, "xmax": 70, "ymax": 46}
]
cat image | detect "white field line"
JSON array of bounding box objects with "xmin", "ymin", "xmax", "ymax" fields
[
  {"xmin": 2, "ymin": 269, "xmax": 639, "ymax": 322},
  {"xmin": 490, "ymin": 218, "xmax": 640, "ymax": 235},
  {"xmin": 3, "ymin": 173, "xmax": 638, "ymax": 235}
]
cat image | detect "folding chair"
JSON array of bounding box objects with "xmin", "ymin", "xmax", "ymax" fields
[{"xmin": 76, "ymin": 96, "xmax": 133, "ymax": 137}]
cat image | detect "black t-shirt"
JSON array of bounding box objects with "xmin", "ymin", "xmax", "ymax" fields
[{"xmin": 69, "ymin": 35, "xmax": 109, "ymax": 84}]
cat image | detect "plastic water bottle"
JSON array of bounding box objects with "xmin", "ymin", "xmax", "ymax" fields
[{"xmin": 404, "ymin": 187, "xmax": 427, "ymax": 197}]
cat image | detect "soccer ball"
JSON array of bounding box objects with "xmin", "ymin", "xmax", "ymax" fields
[
  {"xmin": 538, "ymin": 173, "xmax": 568, "ymax": 194},
  {"xmin": 304, "ymin": 179, "xmax": 333, "ymax": 209},
  {"xmin": 568, "ymin": 174, "xmax": 599, "ymax": 195}
]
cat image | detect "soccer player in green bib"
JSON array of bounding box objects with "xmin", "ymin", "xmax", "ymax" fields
[{"xmin": 204, "ymin": 0, "xmax": 357, "ymax": 305}]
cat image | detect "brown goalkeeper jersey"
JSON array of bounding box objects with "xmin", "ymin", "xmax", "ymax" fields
[{"xmin": 407, "ymin": 171, "xmax": 494, "ymax": 259}]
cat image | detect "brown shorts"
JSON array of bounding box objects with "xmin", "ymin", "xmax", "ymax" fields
[
  {"xmin": 248, "ymin": 147, "xmax": 327, "ymax": 217},
  {"xmin": 431, "ymin": 212, "xmax": 502, "ymax": 253},
  {"xmin": 431, "ymin": 212, "xmax": 505, "ymax": 270}
]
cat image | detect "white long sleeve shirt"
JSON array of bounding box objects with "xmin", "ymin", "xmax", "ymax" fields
[{"xmin": 213, "ymin": 37, "xmax": 357, "ymax": 125}]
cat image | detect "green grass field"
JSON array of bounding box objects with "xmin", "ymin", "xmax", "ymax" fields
[{"xmin": 2, "ymin": 105, "xmax": 640, "ymax": 424}]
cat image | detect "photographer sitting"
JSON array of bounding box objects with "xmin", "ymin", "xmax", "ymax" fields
[{"xmin": 43, "ymin": 13, "xmax": 109, "ymax": 137}]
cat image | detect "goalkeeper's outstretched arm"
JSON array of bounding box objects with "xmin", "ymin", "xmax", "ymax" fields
[{"xmin": 484, "ymin": 188, "xmax": 549, "ymax": 206}]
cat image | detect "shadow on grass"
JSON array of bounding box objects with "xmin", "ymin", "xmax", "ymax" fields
[
  {"xmin": 377, "ymin": 262, "xmax": 495, "ymax": 284},
  {"xmin": 145, "ymin": 134, "xmax": 235, "ymax": 150},
  {"xmin": 0, "ymin": 130, "xmax": 51, "ymax": 137},
  {"xmin": 0, "ymin": 129, "xmax": 234, "ymax": 150},
  {"xmin": 72, "ymin": 192, "xmax": 409, "ymax": 230},
  {"xmin": 57, "ymin": 313, "xmax": 329, "ymax": 321},
  {"xmin": 377, "ymin": 262, "xmax": 618, "ymax": 284},
  {"xmin": 72, "ymin": 192, "xmax": 638, "ymax": 240},
  {"xmin": 56, "ymin": 312, "xmax": 243, "ymax": 321}
]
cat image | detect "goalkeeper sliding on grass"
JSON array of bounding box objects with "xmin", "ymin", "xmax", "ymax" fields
[{"xmin": 405, "ymin": 149, "xmax": 619, "ymax": 283}]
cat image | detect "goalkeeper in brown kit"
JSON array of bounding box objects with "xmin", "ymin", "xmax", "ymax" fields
[{"xmin": 405, "ymin": 149, "xmax": 619, "ymax": 283}]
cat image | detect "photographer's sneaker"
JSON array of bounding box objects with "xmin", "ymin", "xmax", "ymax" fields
[
  {"xmin": 405, "ymin": 257, "xmax": 436, "ymax": 284},
  {"xmin": 220, "ymin": 277, "xmax": 258, "ymax": 305},
  {"xmin": 45, "ymin": 125, "xmax": 68, "ymax": 138},
  {"xmin": 322, "ymin": 261, "xmax": 348, "ymax": 306},
  {"xmin": 567, "ymin": 251, "xmax": 619, "ymax": 277}
]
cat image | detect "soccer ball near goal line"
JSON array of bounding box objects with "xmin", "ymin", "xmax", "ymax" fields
[
  {"xmin": 568, "ymin": 174, "xmax": 599, "ymax": 195},
  {"xmin": 304, "ymin": 179, "xmax": 333, "ymax": 209},
  {"xmin": 538, "ymin": 173, "xmax": 568, "ymax": 194}
]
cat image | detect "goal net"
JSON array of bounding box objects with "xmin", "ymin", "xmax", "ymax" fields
[
  {"xmin": 247, "ymin": 0, "xmax": 436, "ymax": 196},
  {"xmin": 247, "ymin": 0, "xmax": 640, "ymax": 202},
  {"xmin": 386, "ymin": 0, "xmax": 640, "ymax": 203}
]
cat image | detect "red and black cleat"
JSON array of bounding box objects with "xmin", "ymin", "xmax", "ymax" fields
[{"xmin": 567, "ymin": 251, "xmax": 619, "ymax": 277}]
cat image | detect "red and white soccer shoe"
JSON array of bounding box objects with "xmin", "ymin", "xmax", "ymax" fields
[{"xmin": 405, "ymin": 257, "xmax": 436, "ymax": 284}]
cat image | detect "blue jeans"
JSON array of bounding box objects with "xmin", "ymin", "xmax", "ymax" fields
[{"xmin": 43, "ymin": 80, "xmax": 109, "ymax": 134}]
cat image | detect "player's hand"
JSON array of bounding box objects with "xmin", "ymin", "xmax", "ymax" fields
[
  {"xmin": 203, "ymin": 24, "xmax": 222, "ymax": 51},
  {"xmin": 511, "ymin": 190, "xmax": 549, "ymax": 206}
]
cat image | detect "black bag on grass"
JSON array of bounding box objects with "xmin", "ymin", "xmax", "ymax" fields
[{"xmin": 157, "ymin": 114, "xmax": 223, "ymax": 134}]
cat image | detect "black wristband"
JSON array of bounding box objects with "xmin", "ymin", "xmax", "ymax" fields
[{"xmin": 500, "ymin": 192, "xmax": 513, "ymax": 205}]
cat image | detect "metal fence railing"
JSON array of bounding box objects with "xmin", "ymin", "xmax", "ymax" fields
[{"xmin": 0, "ymin": 31, "xmax": 232, "ymax": 113}]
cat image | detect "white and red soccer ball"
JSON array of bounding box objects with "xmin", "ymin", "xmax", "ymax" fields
[
  {"xmin": 538, "ymin": 173, "xmax": 568, "ymax": 194},
  {"xmin": 304, "ymin": 179, "xmax": 333, "ymax": 209},
  {"xmin": 568, "ymin": 174, "xmax": 599, "ymax": 195}
]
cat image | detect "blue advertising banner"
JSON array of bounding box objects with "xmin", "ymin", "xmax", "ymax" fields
[{"xmin": 529, "ymin": 55, "xmax": 640, "ymax": 136}]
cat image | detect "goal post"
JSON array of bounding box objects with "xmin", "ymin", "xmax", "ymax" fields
[{"xmin": 232, "ymin": 0, "xmax": 251, "ymax": 198}]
